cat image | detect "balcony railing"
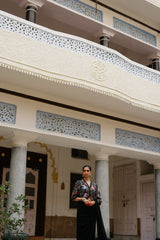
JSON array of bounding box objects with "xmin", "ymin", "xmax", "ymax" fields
[
  {"xmin": 0, "ymin": 10, "xmax": 160, "ymax": 85},
  {"xmin": 51, "ymin": 0, "xmax": 103, "ymax": 22},
  {"xmin": 113, "ymin": 17, "xmax": 156, "ymax": 46}
]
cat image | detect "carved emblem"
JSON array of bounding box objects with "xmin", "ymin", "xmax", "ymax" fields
[{"xmin": 90, "ymin": 60, "xmax": 106, "ymax": 82}]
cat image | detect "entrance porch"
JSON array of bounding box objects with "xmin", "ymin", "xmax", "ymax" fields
[{"xmin": 0, "ymin": 126, "xmax": 160, "ymax": 240}]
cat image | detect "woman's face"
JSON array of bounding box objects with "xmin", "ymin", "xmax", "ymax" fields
[{"xmin": 83, "ymin": 166, "xmax": 91, "ymax": 178}]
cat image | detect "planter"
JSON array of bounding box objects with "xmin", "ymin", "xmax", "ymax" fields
[{"xmin": 2, "ymin": 233, "xmax": 30, "ymax": 240}]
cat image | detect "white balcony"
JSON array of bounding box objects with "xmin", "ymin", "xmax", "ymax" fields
[
  {"xmin": 1, "ymin": 10, "xmax": 160, "ymax": 125},
  {"xmin": 1, "ymin": 0, "xmax": 160, "ymax": 64}
]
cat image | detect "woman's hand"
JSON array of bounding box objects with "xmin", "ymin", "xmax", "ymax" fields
[
  {"xmin": 89, "ymin": 201, "xmax": 95, "ymax": 206},
  {"xmin": 83, "ymin": 199, "xmax": 95, "ymax": 206}
]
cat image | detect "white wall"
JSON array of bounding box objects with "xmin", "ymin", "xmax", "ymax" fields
[{"xmin": 28, "ymin": 142, "xmax": 95, "ymax": 217}]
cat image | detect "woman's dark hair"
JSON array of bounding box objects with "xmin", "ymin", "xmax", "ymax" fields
[{"xmin": 82, "ymin": 165, "xmax": 91, "ymax": 171}]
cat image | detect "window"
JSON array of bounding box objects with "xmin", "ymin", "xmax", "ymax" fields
[{"xmin": 71, "ymin": 149, "xmax": 88, "ymax": 159}]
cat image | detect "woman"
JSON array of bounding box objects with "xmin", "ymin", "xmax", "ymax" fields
[{"xmin": 71, "ymin": 165, "xmax": 107, "ymax": 240}]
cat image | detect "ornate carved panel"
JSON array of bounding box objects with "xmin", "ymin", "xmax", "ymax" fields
[
  {"xmin": 0, "ymin": 102, "xmax": 17, "ymax": 124},
  {"xmin": 113, "ymin": 17, "xmax": 156, "ymax": 46},
  {"xmin": 36, "ymin": 110, "xmax": 100, "ymax": 140},
  {"xmin": 52, "ymin": 0, "xmax": 103, "ymax": 22},
  {"xmin": 115, "ymin": 128, "xmax": 160, "ymax": 153}
]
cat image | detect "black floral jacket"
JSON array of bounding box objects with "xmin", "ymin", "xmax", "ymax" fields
[{"xmin": 71, "ymin": 179, "xmax": 102, "ymax": 204}]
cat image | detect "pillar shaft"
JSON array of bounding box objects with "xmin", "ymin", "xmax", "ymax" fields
[
  {"xmin": 95, "ymin": 158, "xmax": 110, "ymax": 236},
  {"xmin": 26, "ymin": 5, "xmax": 37, "ymax": 23},
  {"xmin": 155, "ymin": 169, "xmax": 160, "ymax": 240},
  {"xmin": 7, "ymin": 146, "xmax": 27, "ymax": 226}
]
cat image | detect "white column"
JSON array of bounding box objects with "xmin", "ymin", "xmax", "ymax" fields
[
  {"xmin": 154, "ymin": 163, "xmax": 160, "ymax": 240},
  {"xmin": 95, "ymin": 152, "xmax": 110, "ymax": 236},
  {"xmin": 7, "ymin": 133, "xmax": 35, "ymax": 227}
]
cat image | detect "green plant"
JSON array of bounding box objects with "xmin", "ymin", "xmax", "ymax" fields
[{"xmin": 0, "ymin": 182, "xmax": 27, "ymax": 238}]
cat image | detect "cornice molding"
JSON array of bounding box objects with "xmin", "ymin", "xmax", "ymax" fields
[{"xmin": 1, "ymin": 60, "xmax": 160, "ymax": 114}]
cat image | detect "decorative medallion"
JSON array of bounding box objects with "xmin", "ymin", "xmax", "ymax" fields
[{"xmin": 91, "ymin": 60, "xmax": 105, "ymax": 82}]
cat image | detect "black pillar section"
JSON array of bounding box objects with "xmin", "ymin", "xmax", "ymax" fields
[
  {"xmin": 152, "ymin": 58, "xmax": 160, "ymax": 71},
  {"xmin": 26, "ymin": 5, "xmax": 37, "ymax": 23},
  {"xmin": 99, "ymin": 35, "xmax": 110, "ymax": 47}
]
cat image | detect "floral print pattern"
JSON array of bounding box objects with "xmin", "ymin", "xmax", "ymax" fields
[{"xmin": 71, "ymin": 179, "xmax": 102, "ymax": 203}]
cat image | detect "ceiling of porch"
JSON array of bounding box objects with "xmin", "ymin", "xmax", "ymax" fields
[
  {"xmin": 99, "ymin": 0, "xmax": 160, "ymax": 30},
  {"xmin": 4, "ymin": 0, "xmax": 160, "ymax": 31},
  {"xmin": 0, "ymin": 125, "xmax": 160, "ymax": 163}
]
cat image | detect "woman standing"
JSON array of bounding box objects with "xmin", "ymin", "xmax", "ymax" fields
[{"xmin": 71, "ymin": 165, "xmax": 103, "ymax": 240}]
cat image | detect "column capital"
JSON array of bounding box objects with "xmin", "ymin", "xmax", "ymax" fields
[
  {"xmin": 95, "ymin": 152, "xmax": 109, "ymax": 161},
  {"xmin": 8, "ymin": 132, "xmax": 36, "ymax": 148},
  {"xmin": 154, "ymin": 162, "xmax": 160, "ymax": 170},
  {"xmin": 97, "ymin": 28, "xmax": 115, "ymax": 40},
  {"xmin": 99, "ymin": 28, "xmax": 115, "ymax": 38},
  {"xmin": 148, "ymin": 51, "xmax": 160, "ymax": 59},
  {"xmin": 99, "ymin": 35, "xmax": 110, "ymax": 40},
  {"xmin": 155, "ymin": 52, "xmax": 160, "ymax": 58},
  {"xmin": 19, "ymin": 0, "xmax": 47, "ymax": 8},
  {"xmin": 147, "ymin": 160, "xmax": 160, "ymax": 169}
]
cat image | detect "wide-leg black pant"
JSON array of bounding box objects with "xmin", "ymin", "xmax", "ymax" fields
[{"xmin": 77, "ymin": 202, "xmax": 96, "ymax": 240}]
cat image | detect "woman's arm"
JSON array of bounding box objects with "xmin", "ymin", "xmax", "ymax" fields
[
  {"xmin": 73, "ymin": 197, "xmax": 95, "ymax": 206},
  {"xmin": 71, "ymin": 180, "xmax": 95, "ymax": 206},
  {"xmin": 73, "ymin": 197, "xmax": 85, "ymax": 202}
]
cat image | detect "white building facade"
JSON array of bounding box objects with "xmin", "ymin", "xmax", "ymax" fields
[{"xmin": 0, "ymin": 0, "xmax": 160, "ymax": 240}]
